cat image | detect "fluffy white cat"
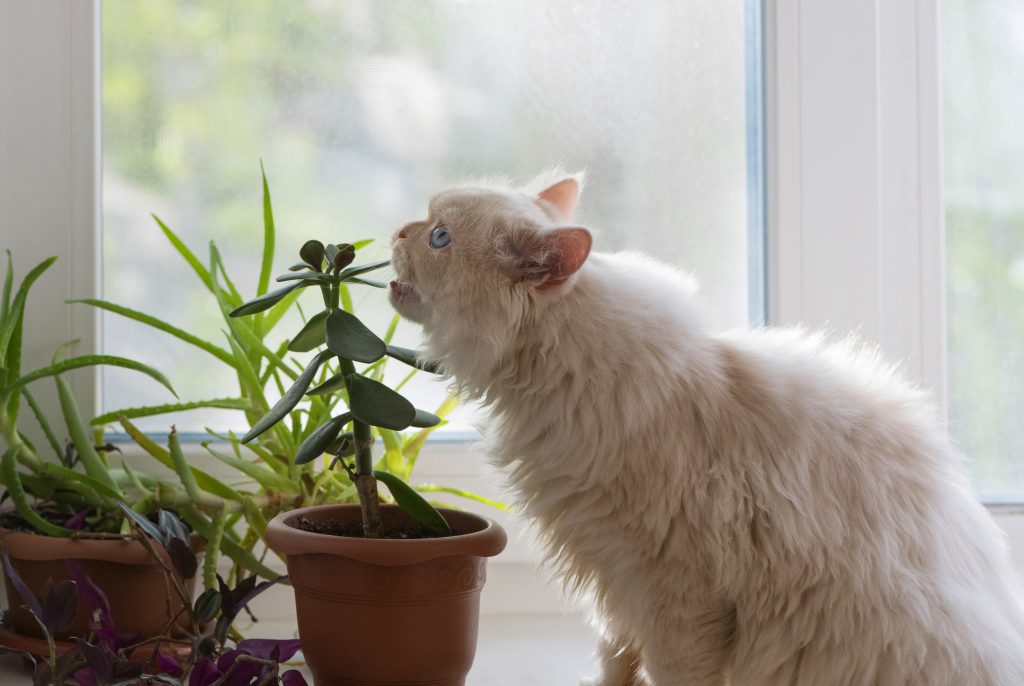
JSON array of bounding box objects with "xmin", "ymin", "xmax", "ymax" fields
[{"xmin": 388, "ymin": 173, "xmax": 1024, "ymax": 685}]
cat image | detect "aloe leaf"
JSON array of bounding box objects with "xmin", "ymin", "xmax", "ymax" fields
[
  {"xmin": 56, "ymin": 375, "xmax": 122, "ymax": 496},
  {"xmin": 204, "ymin": 445, "xmax": 298, "ymax": 493},
  {"xmin": 3, "ymin": 314, "xmax": 23, "ymax": 423},
  {"xmin": 153, "ymin": 215, "xmax": 214, "ymax": 292},
  {"xmin": 348, "ymin": 375, "xmax": 416, "ymax": 430},
  {"xmin": 229, "ymin": 282, "xmax": 304, "ymax": 317},
  {"xmin": 36, "ymin": 461, "xmax": 124, "ymax": 501},
  {"xmin": 168, "ymin": 428, "xmax": 203, "ymax": 503},
  {"xmin": 338, "ymin": 260, "xmax": 390, "ymax": 280},
  {"xmin": 1, "ymin": 250, "xmax": 12, "ymax": 319},
  {"xmin": 294, "ymin": 413, "xmax": 352, "ymax": 465},
  {"xmin": 403, "ymin": 393, "xmax": 459, "ymax": 470},
  {"xmin": 118, "ymin": 416, "xmax": 242, "ymax": 502},
  {"xmin": 118, "ymin": 460, "xmax": 153, "ymax": 498},
  {"xmin": 0, "ymin": 256, "xmax": 57, "ymax": 369},
  {"xmin": 325, "ymin": 309, "xmax": 386, "ymax": 363},
  {"xmin": 203, "ymin": 510, "xmax": 228, "ymax": 590},
  {"xmin": 410, "ymin": 408, "xmax": 441, "ymax": 428},
  {"xmin": 209, "ymin": 242, "xmax": 243, "ymax": 307},
  {"xmin": 384, "ymin": 345, "xmax": 442, "ymax": 374},
  {"xmin": 288, "ymin": 310, "xmax": 328, "ymax": 353},
  {"xmin": 6, "ymin": 355, "xmax": 176, "ymax": 398},
  {"xmin": 2, "ymin": 448, "xmax": 72, "ymax": 537},
  {"xmin": 181, "ymin": 507, "xmax": 279, "ymax": 579},
  {"xmin": 257, "ymin": 162, "xmax": 276, "ymax": 297},
  {"xmin": 305, "ymin": 370, "xmax": 347, "ymax": 396},
  {"xmin": 373, "ymin": 470, "xmax": 451, "ymax": 535},
  {"xmin": 414, "ymin": 484, "xmax": 511, "ymax": 511},
  {"xmin": 222, "ymin": 334, "xmax": 269, "ymax": 414},
  {"xmin": 22, "ymin": 389, "xmax": 62, "ymax": 458},
  {"xmin": 241, "ymin": 350, "xmax": 333, "ymax": 443},
  {"xmin": 222, "ymin": 308, "xmax": 300, "ymax": 381},
  {"xmin": 69, "ymin": 299, "xmax": 238, "ymax": 369},
  {"xmin": 91, "ymin": 397, "xmax": 250, "ymax": 426}
]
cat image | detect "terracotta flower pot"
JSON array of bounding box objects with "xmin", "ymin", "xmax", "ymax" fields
[
  {"xmin": 0, "ymin": 527, "xmax": 202, "ymax": 642},
  {"xmin": 265, "ymin": 504, "xmax": 507, "ymax": 686}
]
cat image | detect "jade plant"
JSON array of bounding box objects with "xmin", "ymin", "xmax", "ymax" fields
[
  {"xmin": 74, "ymin": 167, "xmax": 499, "ymax": 570},
  {"xmin": 229, "ymin": 239, "xmax": 449, "ymax": 538}
]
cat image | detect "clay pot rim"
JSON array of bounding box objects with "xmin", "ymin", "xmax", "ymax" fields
[
  {"xmin": 0, "ymin": 526, "xmax": 205, "ymax": 565},
  {"xmin": 264, "ymin": 503, "xmax": 507, "ymax": 566}
]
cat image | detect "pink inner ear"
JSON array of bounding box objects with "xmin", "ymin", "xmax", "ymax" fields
[
  {"xmin": 537, "ymin": 178, "xmax": 580, "ymax": 220},
  {"xmin": 537, "ymin": 227, "xmax": 592, "ymax": 290}
]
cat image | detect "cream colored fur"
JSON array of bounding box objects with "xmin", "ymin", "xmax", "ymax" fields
[{"xmin": 389, "ymin": 175, "xmax": 1024, "ymax": 685}]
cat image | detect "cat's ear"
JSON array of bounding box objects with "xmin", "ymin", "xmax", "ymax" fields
[
  {"xmin": 536, "ymin": 177, "xmax": 581, "ymax": 221},
  {"xmin": 504, "ymin": 226, "xmax": 592, "ymax": 291}
]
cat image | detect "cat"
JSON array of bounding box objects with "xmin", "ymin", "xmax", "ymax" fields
[{"xmin": 388, "ymin": 172, "xmax": 1024, "ymax": 685}]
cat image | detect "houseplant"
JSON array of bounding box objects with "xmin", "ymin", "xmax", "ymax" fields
[
  {"xmin": 2, "ymin": 505, "xmax": 306, "ymax": 686},
  {"xmin": 0, "ymin": 254, "xmax": 216, "ymax": 647},
  {"xmin": 234, "ymin": 239, "xmax": 507, "ymax": 686},
  {"xmin": 76, "ymin": 167, "xmax": 501, "ymax": 588}
]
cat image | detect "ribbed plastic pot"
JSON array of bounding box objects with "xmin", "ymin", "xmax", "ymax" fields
[
  {"xmin": 264, "ymin": 504, "xmax": 507, "ymax": 686},
  {"xmin": 0, "ymin": 526, "xmax": 202, "ymax": 641}
]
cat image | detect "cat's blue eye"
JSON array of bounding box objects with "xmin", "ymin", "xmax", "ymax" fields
[{"xmin": 429, "ymin": 226, "xmax": 451, "ymax": 249}]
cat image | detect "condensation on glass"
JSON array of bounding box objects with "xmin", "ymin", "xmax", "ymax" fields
[
  {"xmin": 102, "ymin": 0, "xmax": 759, "ymax": 433},
  {"xmin": 945, "ymin": 0, "xmax": 1024, "ymax": 498}
]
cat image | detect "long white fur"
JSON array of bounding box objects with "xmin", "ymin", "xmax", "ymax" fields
[{"xmin": 389, "ymin": 176, "xmax": 1024, "ymax": 685}]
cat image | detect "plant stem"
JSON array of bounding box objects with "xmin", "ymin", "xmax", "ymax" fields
[{"xmin": 338, "ymin": 357, "xmax": 382, "ymax": 538}]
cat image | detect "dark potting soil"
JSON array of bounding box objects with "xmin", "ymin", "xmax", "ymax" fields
[
  {"xmin": 295, "ymin": 516, "xmax": 457, "ymax": 539},
  {"xmin": 1, "ymin": 507, "xmax": 123, "ymax": 535}
]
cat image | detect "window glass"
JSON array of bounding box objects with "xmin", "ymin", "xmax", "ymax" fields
[
  {"xmin": 944, "ymin": 0, "xmax": 1024, "ymax": 498},
  {"xmin": 102, "ymin": 0, "xmax": 760, "ymax": 433}
]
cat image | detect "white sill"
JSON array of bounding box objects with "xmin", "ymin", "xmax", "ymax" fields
[{"xmin": 0, "ymin": 615, "xmax": 599, "ymax": 686}]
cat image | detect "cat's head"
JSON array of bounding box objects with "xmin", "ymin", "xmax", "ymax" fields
[{"xmin": 389, "ymin": 173, "xmax": 592, "ymax": 383}]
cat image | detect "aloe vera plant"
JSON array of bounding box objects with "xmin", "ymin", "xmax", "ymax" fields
[
  {"xmin": 0, "ymin": 253, "xmax": 180, "ymax": 537},
  {"xmin": 230, "ymin": 238, "xmax": 449, "ymax": 538}
]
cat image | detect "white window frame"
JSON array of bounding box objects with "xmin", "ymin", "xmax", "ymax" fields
[{"xmin": 5, "ymin": 0, "xmax": 1024, "ymax": 612}]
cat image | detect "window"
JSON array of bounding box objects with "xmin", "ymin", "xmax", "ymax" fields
[
  {"xmin": 100, "ymin": 0, "xmax": 765, "ymax": 434},
  {"xmin": 944, "ymin": 0, "xmax": 1024, "ymax": 499}
]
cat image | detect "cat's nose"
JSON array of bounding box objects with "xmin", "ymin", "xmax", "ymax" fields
[{"xmin": 397, "ymin": 227, "xmax": 408, "ymax": 239}]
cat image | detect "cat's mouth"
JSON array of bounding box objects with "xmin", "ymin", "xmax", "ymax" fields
[{"xmin": 389, "ymin": 280, "xmax": 419, "ymax": 300}]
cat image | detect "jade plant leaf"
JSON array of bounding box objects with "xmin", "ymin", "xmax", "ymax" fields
[
  {"xmin": 410, "ymin": 409, "xmax": 442, "ymax": 428},
  {"xmin": 229, "ymin": 282, "xmax": 304, "ymax": 317},
  {"xmin": 274, "ymin": 272, "xmax": 335, "ymax": 285},
  {"xmin": 348, "ymin": 375, "xmax": 416, "ymax": 430},
  {"xmin": 294, "ymin": 413, "xmax": 352, "ymax": 465},
  {"xmin": 299, "ymin": 240, "xmax": 325, "ymax": 271},
  {"xmin": 305, "ymin": 370, "xmax": 347, "ymax": 396},
  {"xmin": 325, "ymin": 309, "xmax": 386, "ymax": 363},
  {"xmin": 373, "ymin": 470, "xmax": 450, "ymax": 535},
  {"xmin": 288, "ymin": 310, "xmax": 329, "ymax": 352},
  {"xmin": 241, "ymin": 350, "xmax": 334, "ymax": 443},
  {"xmin": 384, "ymin": 345, "xmax": 442, "ymax": 374},
  {"xmin": 332, "ymin": 244, "xmax": 356, "ymax": 271},
  {"xmin": 338, "ymin": 260, "xmax": 390, "ymax": 281}
]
